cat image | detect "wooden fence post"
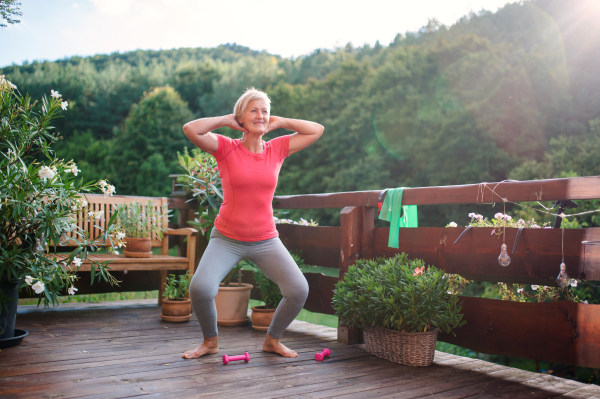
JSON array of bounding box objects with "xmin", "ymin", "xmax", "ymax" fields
[{"xmin": 338, "ymin": 206, "xmax": 374, "ymax": 344}]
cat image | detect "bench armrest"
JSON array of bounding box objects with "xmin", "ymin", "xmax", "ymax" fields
[{"xmin": 166, "ymin": 227, "xmax": 198, "ymax": 237}]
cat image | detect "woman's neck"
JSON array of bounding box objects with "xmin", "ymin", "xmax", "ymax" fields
[{"xmin": 241, "ymin": 132, "xmax": 264, "ymax": 153}]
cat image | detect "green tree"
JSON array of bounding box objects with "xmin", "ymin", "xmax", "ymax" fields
[
  {"xmin": 0, "ymin": 0, "xmax": 21, "ymax": 27},
  {"xmin": 109, "ymin": 86, "xmax": 194, "ymax": 197}
]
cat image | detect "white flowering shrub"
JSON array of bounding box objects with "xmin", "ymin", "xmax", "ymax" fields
[{"xmin": 0, "ymin": 76, "xmax": 122, "ymax": 310}]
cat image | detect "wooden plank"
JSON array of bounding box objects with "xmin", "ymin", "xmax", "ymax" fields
[
  {"xmin": 303, "ymin": 273, "xmax": 338, "ymax": 315},
  {"xmin": 374, "ymin": 226, "xmax": 600, "ymax": 284},
  {"xmin": 167, "ymin": 196, "xmax": 198, "ymax": 210},
  {"xmin": 276, "ymin": 224, "xmax": 340, "ymax": 268},
  {"xmin": 439, "ymin": 296, "xmax": 600, "ymax": 369},
  {"xmin": 241, "ymin": 270, "xmax": 338, "ymax": 315},
  {"xmin": 19, "ymin": 271, "xmax": 161, "ymax": 298},
  {"xmin": 338, "ymin": 206, "xmax": 364, "ymax": 345},
  {"xmin": 273, "ymin": 176, "xmax": 600, "ymax": 209}
]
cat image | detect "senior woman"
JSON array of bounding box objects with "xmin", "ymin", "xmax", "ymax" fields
[{"xmin": 181, "ymin": 87, "xmax": 324, "ymax": 359}]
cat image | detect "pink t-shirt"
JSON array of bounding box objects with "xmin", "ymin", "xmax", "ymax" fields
[{"xmin": 212, "ymin": 134, "xmax": 290, "ymax": 242}]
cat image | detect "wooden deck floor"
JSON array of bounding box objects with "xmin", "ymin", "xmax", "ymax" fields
[{"xmin": 1, "ymin": 301, "xmax": 599, "ymax": 399}]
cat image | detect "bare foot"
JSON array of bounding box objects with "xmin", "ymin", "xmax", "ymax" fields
[
  {"xmin": 263, "ymin": 333, "xmax": 298, "ymax": 358},
  {"xmin": 182, "ymin": 336, "xmax": 219, "ymax": 359}
]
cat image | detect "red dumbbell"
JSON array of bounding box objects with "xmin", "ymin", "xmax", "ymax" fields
[
  {"xmin": 222, "ymin": 352, "xmax": 250, "ymax": 365},
  {"xmin": 315, "ymin": 348, "xmax": 331, "ymax": 361}
]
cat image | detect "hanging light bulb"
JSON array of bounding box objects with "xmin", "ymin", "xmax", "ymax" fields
[
  {"xmin": 34, "ymin": 238, "xmax": 44, "ymax": 254},
  {"xmin": 59, "ymin": 231, "xmax": 70, "ymax": 246},
  {"xmin": 556, "ymin": 262, "xmax": 570, "ymax": 287},
  {"xmin": 498, "ymin": 243, "xmax": 511, "ymax": 267}
]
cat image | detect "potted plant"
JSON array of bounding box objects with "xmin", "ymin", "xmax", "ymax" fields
[
  {"xmin": 0, "ymin": 77, "xmax": 123, "ymax": 347},
  {"xmin": 176, "ymin": 148, "xmax": 253, "ymax": 325},
  {"xmin": 332, "ymin": 253, "xmax": 467, "ymax": 366},
  {"xmin": 115, "ymin": 200, "xmax": 170, "ymax": 258},
  {"xmin": 214, "ymin": 262, "xmax": 253, "ymax": 326},
  {"xmin": 250, "ymin": 251, "xmax": 306, "ymax": 331},
  {"xmin": 161, "ymin": 272, "xmax": 193, "ymax": 322}
]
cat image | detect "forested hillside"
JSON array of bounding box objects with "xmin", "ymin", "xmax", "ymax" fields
[{"xmin": 3, "ymin": 0, "xmax": 600, "ymax": 226}]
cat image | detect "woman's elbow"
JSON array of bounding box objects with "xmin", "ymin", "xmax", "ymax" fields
[
  {"xmin": 317, "ymin": 124, "xmax": 325, "ymax": 137},
  {"xmin": 183, "ymin": 123, "xmax": 193, "ymax": 138}
]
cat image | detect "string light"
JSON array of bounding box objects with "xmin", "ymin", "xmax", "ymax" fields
[{"xmin": 497, "ymin": 199, "xmax": 511, "ymax": 267}]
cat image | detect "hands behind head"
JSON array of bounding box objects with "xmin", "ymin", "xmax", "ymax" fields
[
  {"xmin": 265, "ymin": 116, "xmax": 283, "ymax": 134},
  {"xmin": 225, "ymin": 114, "xmax": 248, "ymax": 134}
]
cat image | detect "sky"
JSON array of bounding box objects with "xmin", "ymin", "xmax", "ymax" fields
[{"xmin": 1, "ymin": 0, "xmax": 514, "ymax": 67}]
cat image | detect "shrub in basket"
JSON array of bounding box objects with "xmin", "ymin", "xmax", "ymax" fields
[
  {"xmin": 332, "ymin": 253, "xmax": 467, "ymax": 366},
  {"xmin": 161, "ymin": 272, "xmax": 193, "ymax": 322}
]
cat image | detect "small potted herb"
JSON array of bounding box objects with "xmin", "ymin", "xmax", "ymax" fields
[
  {"xmin": 332, "ymin": 253, "xmax": 467, "ymax": 366},
  {"xmin": 250, "ymin": 252, "xmax": 306, "ymax": 331},
  {"xmin": 161, "ymin": 272, "xmax": 193, "ymax": 322},
  {"xmin": 115, "ymin": 199, "xmax": 171, "ymax": 258}
]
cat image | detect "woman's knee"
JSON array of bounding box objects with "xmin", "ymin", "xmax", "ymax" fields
[
  {"xmin": 189, "ymin": 276, "xmax": 218, "ymax": 302},
  {"xmin": 282, "ymin": 278, "xmax": 309, "ymax": 302}
]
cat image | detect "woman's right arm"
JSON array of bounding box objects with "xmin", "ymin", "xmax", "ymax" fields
[{"xmin": 183, "ymin": 115, "xmax": 247, "ymax": 154}]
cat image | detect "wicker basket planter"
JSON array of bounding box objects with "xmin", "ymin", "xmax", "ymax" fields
[{"xmin": 363, "ymin": 325, "xmax": 440, "ymax": 367}]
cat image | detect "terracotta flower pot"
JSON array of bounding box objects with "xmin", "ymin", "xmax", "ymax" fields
[
  {"xmin": 214, "ymin": 283, "xmax": 253, "ymax": 326},
  {"xmin": 250, "ymin": 305, "xmax": 276, "ymax": 331},
  {"xmin": 123, "ymin": 237, "xmax": 152, "ymax": 258},
  {"xmin": 161, "ymin": 299, "xmax": 192, "ymax": 322}
]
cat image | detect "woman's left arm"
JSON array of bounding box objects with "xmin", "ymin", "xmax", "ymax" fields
[{"xmin": 267, "ymin": 117, "xmax": 324, "ymax": 155}]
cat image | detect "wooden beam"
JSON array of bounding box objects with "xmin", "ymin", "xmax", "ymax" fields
[
  {"xmin": 373, "ymin": 227, "xmax": 600, "ymax": 284},
  {"xmin": 439, "ymin": 296, "xmax": 600, "ymax": 368},
  {"xmin": 338, "ymin": 206, "xmax": 364, "ymax": 345},
  {"xmin": 273, "ymin": 176, "xmax": 600, "ymax": 209},
  {"xmin": 240, "ymin": 270, "xmax": 338, "ymax": 315},
  {"xmin": 276, "ymin": 225, "xmax": 341, "ymax": 268}
]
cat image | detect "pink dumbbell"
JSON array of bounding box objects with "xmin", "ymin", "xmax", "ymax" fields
[
  {"xmin": 222, "ymin": 352, "xmax": 250, "ymax": 365},
  {"xmin": 315, "ymin": 348, "xmax": 331, "ymax": 361}
]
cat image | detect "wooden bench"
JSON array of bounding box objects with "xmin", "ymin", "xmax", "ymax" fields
[{"xmin": 50, "ymin": 193, "xmax": 198, "ymax": 304}]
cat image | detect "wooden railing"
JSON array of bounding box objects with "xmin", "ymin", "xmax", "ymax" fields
[{"xmin": 170, "ymin": 176, "xmax": 600, "ymax": 369}]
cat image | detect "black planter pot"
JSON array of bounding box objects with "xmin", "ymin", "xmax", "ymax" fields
[{"xmin": 0, "ymin": 276, "xmax": 27, "ymax": 347}]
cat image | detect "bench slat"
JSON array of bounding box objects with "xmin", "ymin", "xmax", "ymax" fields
[{"xmin": 47, "ymin": 253, "xmax": 191, "ymax": 271}]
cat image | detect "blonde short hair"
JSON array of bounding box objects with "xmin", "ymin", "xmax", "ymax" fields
[{"xmin": 233, "ymin": 87, "xmax": 271, "ymax": 125}]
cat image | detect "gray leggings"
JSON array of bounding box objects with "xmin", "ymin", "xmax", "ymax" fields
[{"xmin": 189, "ymin": 228, "xmax": 309, "ymax": 339}]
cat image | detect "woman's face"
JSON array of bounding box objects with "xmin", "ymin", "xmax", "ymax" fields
[{"xmin": 242, "ymin": 99, "xmax": 269, "ymax": 135}]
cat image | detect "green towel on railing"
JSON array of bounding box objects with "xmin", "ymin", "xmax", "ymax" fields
[{"xmin": 378, "ymin": 188, "xmax": 418, "ymax": 248}]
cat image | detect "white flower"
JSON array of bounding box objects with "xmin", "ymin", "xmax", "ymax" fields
[
  {"xmin": 72, "ymin": 257, "xmax": 82, "ymax": 267},
  {"xmin": 446, "ymin": 290, "xmax": 452, "ymax": 295},
  {"xmin": 475, "ymin": 214, "xmax": 483, "ymax": 220},
  {"xmin": 543, "ymin": 286, "xmax": 549, "ymax": 290},
  {"xmin": 116, "ymin": 232, "xmax": 126, "ymax": 240},
  {"xmin": 299, "ymin": 218, "xmax": 309, "ymax": 226},
  {"xmin": 448, "ymin": 222, "xmax": 457, "ymax": 227},
  {"xmin": 517, "ymin": 288, "xmax": 524, "ymax": 294},
  {"xmin": 25, "ymin": 275, "xmax": 34, "ymax": 285},
  {"xmin": 68, "ymin": 286, "xmax": 78, "ymax": 295},
  {"xmin": 61, "ymin": 101, "xmax": 68, "ymax": 111},
  {"xmin": 51, "ymin": 90, "xmax": 61, "ymax": 98},
  {"xmin": 95, "ymin": 210, "xmax": 104, "ymax": 219},
  {"xmin": 505, "ymin": 215, "xmax": 512, "ymax": 221},
  {"xmin": 517, "ymin": 219, "xmax": 525, "ymax": 225},
  {"xmin": 531, "ymin": 285, "xmax": 539, "ymax": 291},
  {"xmin": 38, "ymin": 166, "xmax": 56, "ymax": 181},
  {"xmin": 103, "ymin": 184, "xmax": 115, "ymax": 197},
  {"xmin": 570, "ymin": 280, "xmax": 578, "ymax": 287},
  {"xmin": 114, "ymin": 250, "xmax": 119, "ymax": 255},
  {"xmin": 583, "ymin": 300, "xmax": 588, "ymax": 304},
  {"xmin": 32, "ymin": 281, "xmax": 45, "ymax": 294},
  {"xmin": 468, "ymin": 213, "xmax": 476, "ymax": 218},
  {"xmin": 99, "ymin": 180, "xmax": 108, "ymax": 188},
  {"xmin": 494, "ymin": 212, "xmax": 504, "ymax": 220}
]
